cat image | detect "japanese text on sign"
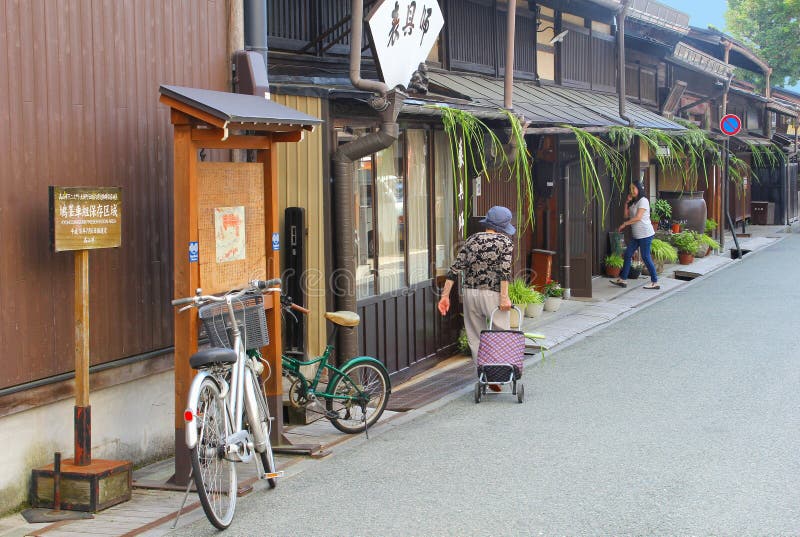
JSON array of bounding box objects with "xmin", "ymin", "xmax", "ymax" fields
[
  {"xmin": 367, "ymin": 0, "xmax": 443, "ymax": 89},
  {"xmin": 49, "ymin": 186, "xmax": 122, "ymax": 251}
]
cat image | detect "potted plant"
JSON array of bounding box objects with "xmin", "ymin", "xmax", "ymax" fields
[
  {"xmin": 650, "ymin": 238, "xmax": 678, "ymax": 274},
  {"xmin": 604, "ymin": 253, "xmax": 623, "ymax": 278},
  {"xmin": 651, "ymin": 198, "xmax": 672, "ymax": 231},
  {"xmin": 524, "ymin": 289, "xmax": 546, "ymax": 319},
  {"xmin": 699, "ymin": 233, "xmax": 720, "ymax": 256},
  {"xmin": 704, "ymin": 218, "xmax": 718, "ymax": 236},
  {"xmin": 672, "ymin": 230, "xmax": 700, "ymax": 264},
  {"xmin": 542, "ymin": 279, "xmax": 564, "ymax": 312},
  {"xmin": 508, "ymin": 278, "xmax": 537, "ymax": 325},
  {"xmin": 629, "ymin": 260, "xmax": 644, "ymax": 279},
  {"xmin": 671, "ymin": 220, "xmax": 682, "ymax": 234}
]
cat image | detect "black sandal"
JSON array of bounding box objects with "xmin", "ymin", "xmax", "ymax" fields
[{"xmin": 610, "ymin": 279, "xmax": 627, "ymax": 288}]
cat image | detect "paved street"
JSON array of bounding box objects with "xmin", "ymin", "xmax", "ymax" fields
[{"xmin": 168, "ymin": 233, "xmax": 800, "ymax": 536}]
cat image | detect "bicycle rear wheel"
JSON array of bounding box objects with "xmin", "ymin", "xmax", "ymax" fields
[
  {"xmin": 326, "ymin": 360, "xmax": 390, "ymax": 434},
  {"xmin": 190, "ymin": 377, "xmax": 237, "ymax": 529}
]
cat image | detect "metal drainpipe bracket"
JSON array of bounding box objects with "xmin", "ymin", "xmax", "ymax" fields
[{"xmin": 381, "ymin": 89, "xmax": 408, "ymax": 122}]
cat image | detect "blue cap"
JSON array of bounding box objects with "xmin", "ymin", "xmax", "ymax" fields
[{"xmin": 480, "ymin": 206, "xmax": 515, "ymax": 235}]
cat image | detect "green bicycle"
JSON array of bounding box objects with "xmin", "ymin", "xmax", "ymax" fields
[{"xmin": 278, "ymin": 293, "xmax": 391, "ymax": 435}]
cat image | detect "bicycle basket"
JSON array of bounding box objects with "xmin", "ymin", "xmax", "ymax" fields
[{"xmin": 198, "ymin": 292, "xmax": 269, "ymax": 350}]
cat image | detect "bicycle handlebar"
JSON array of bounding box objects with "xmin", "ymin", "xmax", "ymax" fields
[
  {"xmin": 252, "ymin": 278, "xmax": 282, "ymax": 290},
  {"xmin": 172, "ymin": 279, "xmax": 283, "ymax": 309},
  {"xmin": 290, "ymin": 303, "xmax": 310, "ymax": 315}
]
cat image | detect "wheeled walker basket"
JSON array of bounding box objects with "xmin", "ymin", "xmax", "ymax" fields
[{"xmin": 475, "ymin": 307, "xmax": 526, "ymax": 403}]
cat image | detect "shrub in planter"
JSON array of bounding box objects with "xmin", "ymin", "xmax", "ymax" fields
[
  {"xmin": 604, "ymin": 253, "xmax": 623, "ymax": 277},
  {"xmin": 508, "ymin": 278, "xmax": 539, "ymax": 307},
  {"xmin": 542, "ymin": 280, "xmax": 564, "ymax": 312},
  {"xmin": 652, "ymin": 199, "xmax": 672, "ymax": 231},
  {"xmin": 524, "ymin": 289, "xmax": 545, "ymax": 318},
  {"xmin": 704, "ymin": 218, "xmax": 718, "ymax": 236},
  {"xmin": 628, "ymin": 260, "xmax": 644, "ymax": 279},
  {"xmin": 672, "ymin": 230, "xmax": 700, "ymax": 264},
  {"xmin": 650, "ymin": 238, "xmax": 678, "ymax": 274},
  {"xmin": 699, "ymin": 233, "xmax": 720, "ymax": 255}
]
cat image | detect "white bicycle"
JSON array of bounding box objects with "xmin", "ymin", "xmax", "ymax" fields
[{"xmin": 172, "ymin": 279, "xmax": 289, "ymax": 529}]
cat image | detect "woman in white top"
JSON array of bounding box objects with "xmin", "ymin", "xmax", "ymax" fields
[{"xmin": 611, "ymin": 180, "xmax": 660, "ymax": 290}]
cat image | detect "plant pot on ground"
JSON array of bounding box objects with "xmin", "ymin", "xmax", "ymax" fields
[
  {"xmin": 543, "ymin": 280, "xmax": 564, "ymax": 312},
  {"xmin": 508, "ymin": 277, "xmax": 539, "ymax": 314},
  {"xmin": 604, "ymin": 253, "xmax": 623, "ymax": 278},
  {"xmin": 651, "ymin": 199, "xmax": 672, "ymax": 232},
  {"xmin": 672, "ymin": 230, "xmax": 700, "ymax": 265},
  {"xmin": 524, "ymin": 289, "xmax": 545, "ymax": 318},
  {"xmin": 650, "ymin": 238, "xmax": 677, "ymax": 274},
  {"xmin": 628, "ymin": 261, "xmax": 644, "ymax": 279},
  {"xmin": 699, "ymin": 233, "xmax": 720, "ymax": 256}
]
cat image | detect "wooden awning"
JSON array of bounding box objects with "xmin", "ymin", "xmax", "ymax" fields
[{"xmin": 159, "ymin": 85, "xmax": 322, "ymax": 134}]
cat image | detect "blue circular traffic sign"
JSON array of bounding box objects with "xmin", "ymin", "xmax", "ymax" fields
[{"xmin": 720, "ymin": 113, "xmax": 742, "ymax": 136}]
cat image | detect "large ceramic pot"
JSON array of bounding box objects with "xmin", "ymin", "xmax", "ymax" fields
[{"xmin": 659, "ymin": 191, "xmax": 707, "ymax": 234}]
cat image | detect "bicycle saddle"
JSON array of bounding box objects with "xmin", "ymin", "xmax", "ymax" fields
[
  {"xmin": 189, "ymin": 347, "xmax": 237, "ymax": 369},
  {"xmin": 324, "ymin": 311, "xmax": 360, "ymax": 327}
]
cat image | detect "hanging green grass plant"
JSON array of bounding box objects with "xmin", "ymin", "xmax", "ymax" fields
[
  {"xmin": 747, "ymin": 142, "xmax": 784, "ymax": 171},
  {"xmin": 438, "ymin": 106, "xmax": 505, "ymax": 238},
  {"xmin": 565, "ymin": 125, "xmax": 626, "ymax": 224},
  {"xmin": 436, "ymin": 107, "xmax": 536, "ymax": 255},
  {"xmin": 500, "ymin": 109, "xmax": 535, "ymax": 239}
]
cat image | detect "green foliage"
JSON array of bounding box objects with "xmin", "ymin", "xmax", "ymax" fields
[
  {"xmin": 652, "ymin": 199, "xmax": 673, "ymax": 222},
  {"xmin": 747, "ymin": 143, "xmax": 785, "ymax": 171},
  {"xmin": 508, "ymin": 278, "xmax": 540, "ymax": 304},
  {"xmin": 457, "ymin": 328, "xmax": 470, "ymax": 355},
  {"xmin": 437, "ymin": 107, "xmax": 535, "ymax": 242},
  {"xmin": 438, "ymin": 107, "xmax": 504, "ymax": 239},
  {"xmin": 651, "ymin": 239, "xmax": 678, "ymax": 263},
  {"xmin": 566, "ymin": 125, "xmax": 627, "ymax": 224},
  {"xmin": 604, "ymin": 253, "xmax": 624, "ymax": 269},
  {"xmin": 699, "ymin": 233, "xmax": 721, "ymax": 251},
  {"xmin": 672, "ymin": 230, "xmax": 701, "ymax": 255},
  {"xmin": 705, "ymin": 218, "xmax": 718, "ymax": 235},
  {"xmin": 726, "ymin": 0, "xmax": 800, "ymax": 87},
  {"xmin": 500, "ymin": 109, "xmax": 536, "ymax": 238},
  {"xmin": 543, "ymin": 280, "xmax": 564, "ymax": 298}
]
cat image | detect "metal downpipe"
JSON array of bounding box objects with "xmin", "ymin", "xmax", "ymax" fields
[
  {"xmin": 243, "ymin": 0, "xmax": 268, "ymax": 63},
  {"xmin": 616, "ymin": 0, "xmax": 634, "ymax": 127},
  {"xmin": 332, "ymin": 0, "xmax": 402, "ymax": 363}
]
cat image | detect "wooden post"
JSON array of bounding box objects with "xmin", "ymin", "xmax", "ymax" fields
[
  {"xmin": 259, "ymin": 147, "xmax": 285, "ymax": 444},
  {"xmin": 74, "ymin": 249, "xmax": 91, "ymax": 466},
  {"xmin": 171, "ymin": 120, "xmax": 200, "ymax": 485}
]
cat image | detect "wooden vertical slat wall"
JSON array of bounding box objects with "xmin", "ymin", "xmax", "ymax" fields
[
  {"xmin": 271, "ymin": 95, "xmax": 327, "ymax": 358},
  {"xmin": 0, "ymin": 0, "xmax": 228, "ymax": 390}
]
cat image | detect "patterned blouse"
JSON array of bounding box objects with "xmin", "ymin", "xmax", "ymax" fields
[{"xmin": 446, "ymin": 232, "xmax": 513, "ymax": 292}]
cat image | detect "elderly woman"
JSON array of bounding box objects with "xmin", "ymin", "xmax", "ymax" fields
[
  {"xmin": 611, "ymin": 180, "xmax": 660, "ymax": 290},
  {"xmin": 437, "ymin": 206, "xmax": 514, "ymax": 363}
]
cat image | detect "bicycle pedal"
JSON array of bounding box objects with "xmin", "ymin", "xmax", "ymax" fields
[
  {"xmin": 324, "ymin": 411, "xmax": 339, "ymax": 420},
  {"xmin": 263, "ymin": 471, "xmax": 284, "ymax": 480}
]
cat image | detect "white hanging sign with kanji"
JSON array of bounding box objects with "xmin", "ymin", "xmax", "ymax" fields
[{"xmin": 366, "ymin": 0, "xmax": 444, "ymax": 90}]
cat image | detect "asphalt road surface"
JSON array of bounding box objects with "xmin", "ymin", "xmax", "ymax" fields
[{"xmin": 170, "ymin": 233, "xmax": 800, "ymax": 536}]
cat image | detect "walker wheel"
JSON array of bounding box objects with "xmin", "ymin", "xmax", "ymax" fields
[
  {"xmin": 474, "ymin": 383, "xmax": 482, "ymax": 403},
  {"xmin": 517, "ymin": 383, "xmax": 525, "ymax": 404}
]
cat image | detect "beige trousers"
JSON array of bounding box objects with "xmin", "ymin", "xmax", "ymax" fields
[{"xmin": 462, "ymin": 288, "xmax": 511, "ymax": 362}]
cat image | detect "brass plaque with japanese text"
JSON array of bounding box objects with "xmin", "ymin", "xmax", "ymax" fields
[{"xmin": 49, "ymin": 186, "xmax": 122, "ymax": 252}]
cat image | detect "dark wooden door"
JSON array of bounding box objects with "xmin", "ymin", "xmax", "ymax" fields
[{"xmin": 567, "ymin": 162, "xmax": 593, "ymax": 297}]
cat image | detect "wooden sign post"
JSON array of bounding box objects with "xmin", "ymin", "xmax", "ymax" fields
[{"xmin": 30, "ymin": 187, "xmax": 132, "ymax": 513}]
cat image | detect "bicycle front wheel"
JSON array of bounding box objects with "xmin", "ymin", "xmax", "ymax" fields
[
  {"xmin": 326, "ymin": 360, "xmax": 390, "ymax": 434},
  {"xmin": 246, "ymin": 369, "xmax": 277, "ymax": 489},
  {"xmin": 190, "ymin": 377, "xmax": 237, "ymax": 529}
]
